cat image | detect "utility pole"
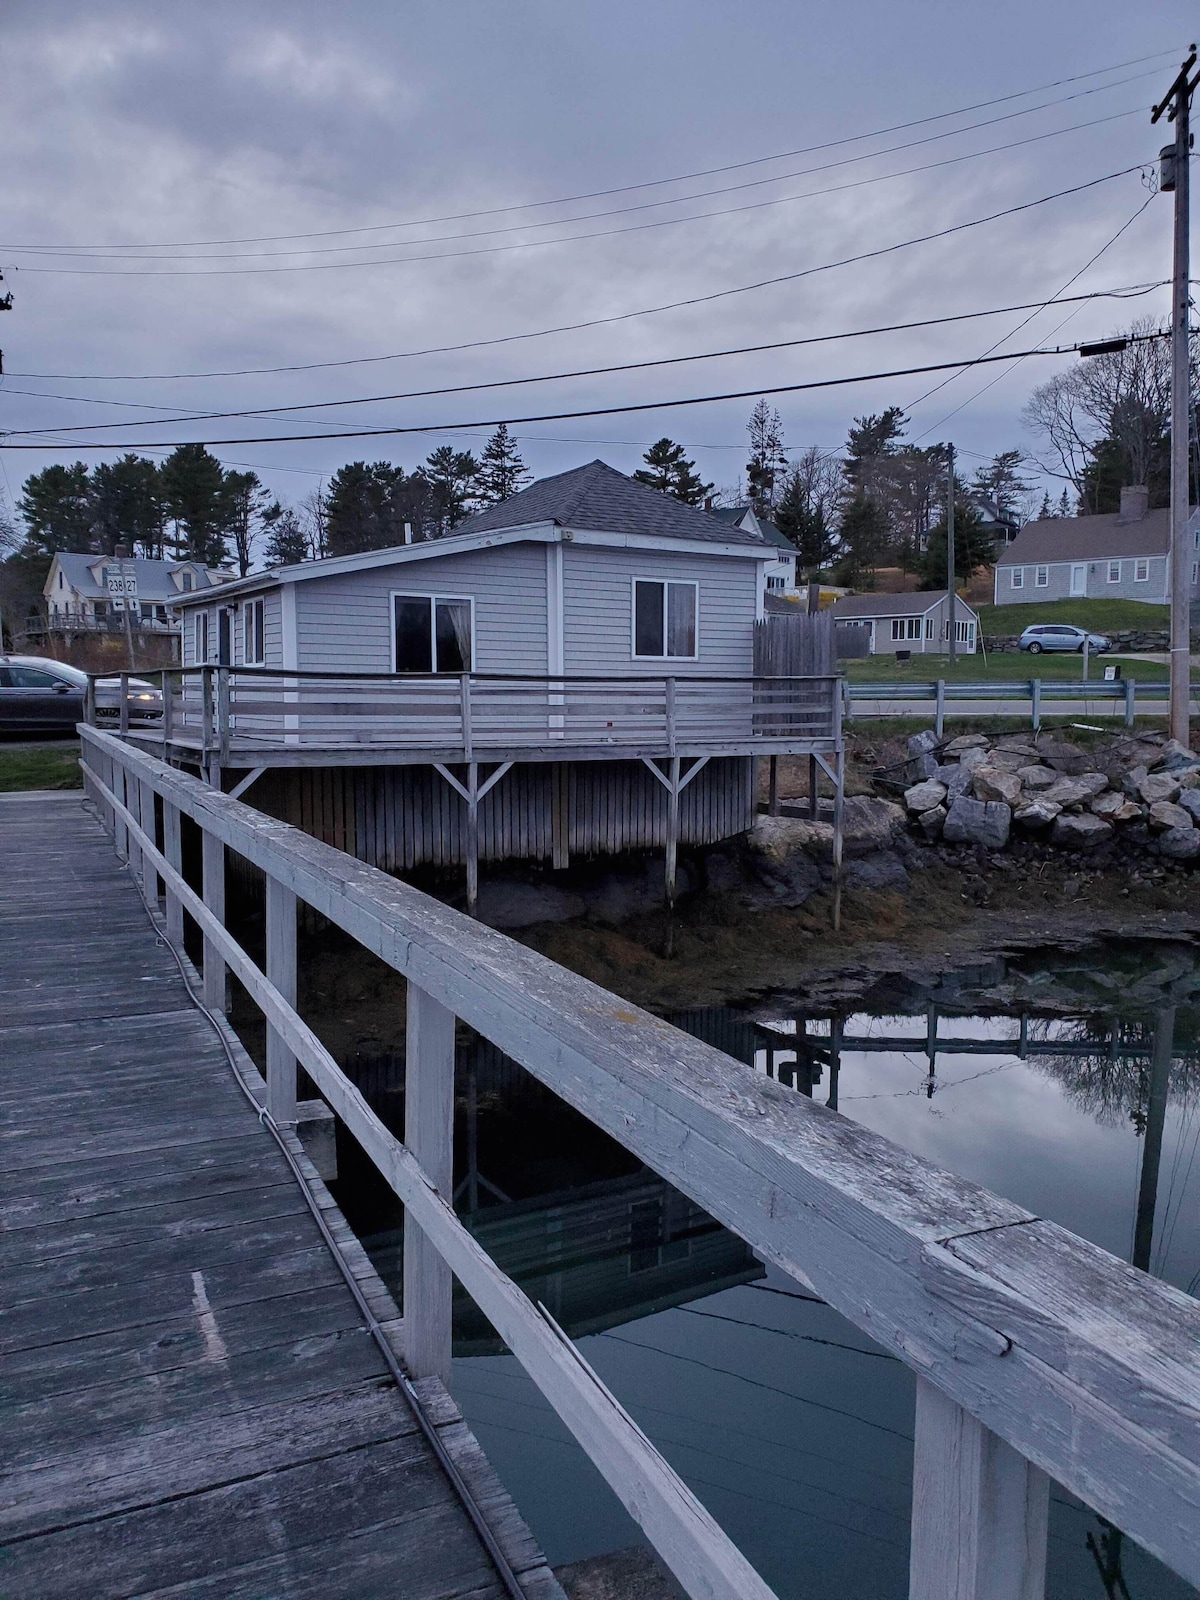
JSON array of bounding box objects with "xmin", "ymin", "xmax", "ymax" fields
[
  {"xmin": 946, "ymin": 441, "xmax": 957, "ymax": 667},
  {"xmin": 1153, "ymin": 47, "xmax": 1198, "ymax": 746}
]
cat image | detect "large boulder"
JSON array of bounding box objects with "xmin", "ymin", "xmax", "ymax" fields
[
  {"xmin": 918, "ymin": 804, "xmax": 946, "ymax": 840},
  {"xmin": 943, "ymin": 795, "xmax": 1011, "ymax": 849},
  {"xmin": 1014, "ymin": 799, "xmax": 1061, "ymax": 829},
  {"xmin": 844, "ymin": 852, "xmax": 910, "ymax": 892},
  {"xmin": 749, "ymin": 815, "xmax": 832, "ymax": 863},
  {"xmin": 904, "ymin": 779, "xmax": 947, "ymax": 814},
  {"xmin": 906, "ymin": 728, "xmax": 942, "ymax": 781},
  {"xmin": 1158, "ymin": 827, "xmax": 1200, "ymax": 860},
  {"xmin": 907, "ymin": 729, "xmax": 942, "ymax": 759},
  {"xmin": 1091, "ymin": 790, "xmax": 1133, "ymax": 819},
  {"xmin": 1016, "ymin": 764, "xmax": 1058, "ymax": 791},
  {"xmin": 842, "ymin": 795, "xmax": 907, "ymax": 856},
  {"xmin": 972, "ymin": 766, "xmax": 1022, "ymax": 806},
  {"xmin": 993, "ymin": 737, "xmax": 1040, "ymax": 759},
  {"xmin": 935, "ymin": 763, "xmax": 974, "ymax": 800},
  {"xmin": 958, "ymin": 746, "xmax": 990, "ymax": 774},
  {"xmin": 1035, "ymin": 737, "xmax": 1091, "ymax": 775},
  {"xmin": 1178, "ymin": 789, "xmax": 1200, "ymax": 824},
  {"xmin": 1050, "ymin": 813, "xmax": 1112, "ymax": 849},
  {"xmin": 1139, "ymin": 771, "xmax": 1182, "ymax": 806},
  {"xmin": 1148, "ymin": 800, "xmax": 1194, "ymax": 833},
  {"xmin": 1155, "ymin": 738, "xmax": 1200, "ymax": 774},
  {"xmin": 945, "ymin": 733, "xmax": 989, "ymax": 754},
  {"xmin": 1041, "ymin": 773, "xmax": 1109, "ymax": 809}
]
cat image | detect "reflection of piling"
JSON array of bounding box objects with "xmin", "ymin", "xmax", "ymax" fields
[{"xmin": 1133, "ymin": 1007, "xmax": 1175, "ymax": 1273}]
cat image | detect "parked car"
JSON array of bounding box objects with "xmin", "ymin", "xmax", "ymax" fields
[
  {"xmin": 1018, "ymin": 624, "xmax": 1111, "ymax": 656},
  {"xmin": 0, "ymin": 656, "xmax": 163, "ymax": 734}
]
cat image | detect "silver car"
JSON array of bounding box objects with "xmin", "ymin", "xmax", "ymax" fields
[
  {"xmin": 1019, "ymin": 624, "xmax": 1111, "ymax": 655},
  {"xmin": 0, "ymin": 656, "xmax": 163, "ymax": 734}
]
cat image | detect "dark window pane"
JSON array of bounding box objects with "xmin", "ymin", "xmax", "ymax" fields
[
  {"xmin": 10, "ymin": 667, "xmax": 61, "ymax": 689},
  {"xmin": 394, "ymin": 597, "xmax": 433, "ymax": 672},
  {"xmin": 666, "ymin": 583, "xmax": 696, "ymax": 657},
  {"xmin": 434, "ymin": 599, "xmax": 472, "ymax": 673},
  {"xmin": 634, "ymin": 581, "xmax": 664, "ymax": 657}
]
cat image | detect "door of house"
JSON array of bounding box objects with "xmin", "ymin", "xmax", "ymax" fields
[{"xmin": 1070, "ymin": 563, "xmax": 1087, "ymax": 596}]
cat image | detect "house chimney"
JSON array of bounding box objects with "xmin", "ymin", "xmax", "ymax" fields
[
  {"xmin": 1118, "ymin": 485, "xmax": 1149, "ymax": 523},
  {"xmin": 403, "ymin": 522, "xmax": 412, "ymax": 545},
  {"xmin": 704, "ymin": 496, "xmax": 713, "ymax": 512},
  {"xmin": 113, "ymin": 544, "xmax": 129, "ymax": 559}
]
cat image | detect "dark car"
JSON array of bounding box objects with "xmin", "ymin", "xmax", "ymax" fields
[{"xmin": 0, "ymin": 657, "xmax": 163, "ymax": 734}]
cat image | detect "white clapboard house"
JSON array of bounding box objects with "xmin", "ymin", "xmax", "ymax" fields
[
  {"xmin": 164, "ymin": 461, "xmax": 842, "ymax": 906},
  {"xmin": 44, "ymin": 553, "xmax": 232, "ymax": 636}
]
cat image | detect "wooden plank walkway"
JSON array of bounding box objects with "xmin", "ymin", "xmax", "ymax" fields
[{"xmin": 0, "ymin": 790, "xmax": 558, "ymax": 1600}]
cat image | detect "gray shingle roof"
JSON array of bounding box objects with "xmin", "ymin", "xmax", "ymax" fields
[
  {"xmin": 707, "ymin": 502, "xmax": 795, "ymax": 552},
  {"xmin": 994, "ymin": 507, "xmax": 1199, "ymax": 565},
  {"xmin": 52, "ymin": 554, "xmax": 229, "ymax": 602},
  {"xmin": 450, "ymin": 460, "xmax": 766, "ymax": 545},
  {"xmin": 831, "ymin": 590, "xmax": 978, "ymax": 619}
]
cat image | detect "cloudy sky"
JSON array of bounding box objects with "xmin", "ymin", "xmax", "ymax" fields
[{"xmin": 0, "ymin": 0, "xmax": 1192, "ymax": 525}]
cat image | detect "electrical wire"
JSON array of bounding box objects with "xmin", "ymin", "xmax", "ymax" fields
[
  {"xmin": 1, "ymin": 332, "xmax": 1164, "ymax": 452},
  {"xmin": 5, "ymin": 285, "xmax": 1168, "ymax": 438},
  {"xmin": 8, "ymin": 156, "xmax": 1147, "ymax": 277},
  {"xmin": 10, "ymin": 47, "xmax": 1177, "ymax": 251},
  {"xmin": 4, "ymin": 102, "xmax": 1147, "ymax": 265}
]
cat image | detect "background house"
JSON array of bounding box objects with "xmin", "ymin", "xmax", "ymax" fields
[
  {"xmin": 708, "ymin": 505, "xmax": 798, "ymax": 597},
  {"xmin": 992, "ymin": 486, "xmax": 1200, "ymax": 607},
  {"xmin": 45, "ymin": 553, "xmax": 231, "ymax": 637},
  {"xmin": 830, "ymin": 590, "xmax": 978, "ymax": 655}
]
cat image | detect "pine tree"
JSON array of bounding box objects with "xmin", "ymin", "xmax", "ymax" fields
[
  {"xmin": 774, "ymin": 464, "xmax": 834, "ymax": 576},
  {"xmin": 475, "ymin": 424, "xmax": 531, "ymax": 506},
  {"xmin": 325, "ymin": 462, "xmax": 408, "ymax": 556},
  {"xmin": 1037, "ymin": 492, "xmax": 1053, "ymax": 519},
  {"xmin": 264, "ymin": 507, "xmax": 309, "ymax": 567},
  {"xmin": 834, "ymin": 493, "xmax": 889, "ymax": 588},
  {"xmin": 746, "ymin": 401, "xmax": 787, "ymax": 514},
  {"xmin": 1057, "ymin": 488, "xmax": 1073, "ymax": 518},
  {"xmin": 160, "ymin": 444, "xmax": 232, "ymax": 566},
  {"xmin": 921, "ymin": 500, "xmax": 994, "ymax": 588},
  {"xmin": 17, "ymin": 463, "xmax": 93, "ymax": 556},
  {"xmin": 422, "ymin": 447, "xmax": 479, "ymax": 534},
  {"xmin": 633, "ymin": 438, "xmax": 713, "ymax": 505},
  {"xmin": 222, "ymin": 471, "xmax": 277, "ymax": 577},
  {"xmin": 90, "ymin": 455, "xmax": 166, "ymax": 558}
]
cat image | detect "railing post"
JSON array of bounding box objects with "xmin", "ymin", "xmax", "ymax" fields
[
  {"xmin": 162, "ymin": 672, "xmax": 174, "ymax": 747},
  {"xmin": 118, "ymin": 671, "xmax": 129, "ymax": 736},
  {"xmin": 909, "ymin": 1378, "xmax": 1048, "ymax": 1600},
  {"xmin": 163, "ymin": 800, "xmax": 184, "ymax": 949},
  {"xmin": 201, "ymin": 668, "xmax": 214, "ymax": 766},
  {"xmin": 217, "ymin": 667, "xmax": 231, "ymax": 769},
  {"xmin": 404, "ymin": 982, "xmax": 456, "ymax": 1382},
  {"xmin": 84, "ymin": 676, "xmax": 96, "ymax": 728},
  {"xmin": 201, "ymin": 828, "xmax": 226, "ymax": 1014},
  {"xmin": 266, "ymin": 875, "xmax": 297, "ymax": 1126},
  {"xmin": 460, "ymin": 672, "xmax": 473, "ymax": 761},
  {"xmin": 666, "ymin": 675, "xmax": 677, "ymax": 756}
]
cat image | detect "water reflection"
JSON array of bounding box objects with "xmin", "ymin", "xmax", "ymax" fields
[{"xmin": 328, "ymin": 942, "xmax": 1200, "ymax": 1598}]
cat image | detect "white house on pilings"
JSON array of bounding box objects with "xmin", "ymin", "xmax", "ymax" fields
[{"xmin": 161, "ymin": 461, "xmax": 843, "ymax": 912}]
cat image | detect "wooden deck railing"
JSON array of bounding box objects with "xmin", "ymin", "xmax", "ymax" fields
[
  {"xmin": 138, "ymin": 667, "xmax": 842, "ymax": 760},
  {"xmin": 79, "ymin": 723, "xmax": 1200, "ymax": 1600}
]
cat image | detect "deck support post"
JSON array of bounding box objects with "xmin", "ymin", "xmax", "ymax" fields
[
  {"xmin": 465, "ymin": 761, "xmax": 480, "ymax": 918},
  {"xmin": 665, "ymin": 754, "xmax": 682, "ymax": 910},
  {"xmin": 768, "ymin": 755, "xmax": 779, "ymax": 816},
  {"xmin": 201, "ymin": 829, "xmax": 227, "ymax": 1015},
  {"xmin": 164, "ymin": 801, "xmax": 184, "ymax": 949},
  {"xmin": 809, "ymin": 753, "xmax": 819, "ymax": 820},
  {"xmin": 266, "ymin": 875, "xmax": 298, "ymax": 1126},
  {"xmin": 404, "ymin": 982, "xmax": 456, "ymax": 1383},
  {"xmin": 910, "ymin": 1378, "xmax": 1048, "ymax": 1600},
  {"xmin": 551, "ymin": 762, "xmax": 570, "ymax": 870}
]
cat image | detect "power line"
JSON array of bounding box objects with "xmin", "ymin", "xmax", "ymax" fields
[
  {"xmin": 7, "ymin": 48, "xmax": 1177, "ymax": 251},
  {"xmin": 5, "ymin": 284, "xmax": 1167, "ymax": 438},
  {"xmin": 3, "ymin": 101, "xmax": 1147, "ymax": 266},
  {"xmin": 7, "ymin": 149, "xmax": 1150, "ymax": 279},
  {"xmin": 4, "ymin": 336, "xmax": 1163, "ymax": 453}
]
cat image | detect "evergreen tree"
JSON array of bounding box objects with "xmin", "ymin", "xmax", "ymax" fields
[
  {"xmin": 475, "ymin": 424, "xmax": 531, "ymax": 505},
  {"xmin": 325, "ymin": 461, "xmax": 404, "ymax": 556},
  {"xmin": 422, "ymin": 446, "xmax": 479, "ymax": 534},
  {"xmin": 1058, "ymin": 488, "xmax": 1073, "ymax": 518},
  {"xmin": 970, "ymin": 449, "xmax": 1036, "ymax": 524},
  {"xmin": 774, "ymin": 464, "xmax": 834, "ymax": 576},
  {"xmin": 264, "ymin": 506, "xmax": 310, "ymax": 567},
  {"xmin": 1037, "ymin": 491, "xmax": 1053, "ymax": 519},
  {"xmin": 222, "ymin": 471, "xmax": 278, "ymax": 577},
  {"xmin": 746, "ymin": 400, "xmax": 787, "ymax": 514},
  {"xmin": 633, "ymin": 438, "xmax": 713, "ymax": 505},
  {"xmin": 920, "ymin": 499, "xmax": 994, "ymax": 588},
  {"xmin": 90, "ymin": 455, "xmax": 166, "ymax": 558},
  {"xmin": 17, "ymin": 463, "xmax": 93, "ymax": 556},
  {"xmin": 844, "ymin": 407, "xmax": 907, "ymax": 487},
  {"xmin": 160, "ymin": 444, "xmax": 232, "ymax": 565},
  {"xmin": 834, "ymin": 492, "xmax": 889, "ymax": 587}
]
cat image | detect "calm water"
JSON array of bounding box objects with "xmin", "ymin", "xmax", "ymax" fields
[{"xmin": 330, "ymin": 941, "xmax": 1200, "ymax": 1599}]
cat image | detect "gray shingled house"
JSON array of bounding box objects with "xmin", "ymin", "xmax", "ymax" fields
[
  {"xmin": 992, "ymin": 486, "xmax": 1200, "ymax": 607},
  {"xmin": 829, "ymin": 590, "xmax": 979, "ymax": 655}
]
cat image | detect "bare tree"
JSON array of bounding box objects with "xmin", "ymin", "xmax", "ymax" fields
[{"xmin": 298, "ymin": 486, "xmax": 329, "ymax": 559}]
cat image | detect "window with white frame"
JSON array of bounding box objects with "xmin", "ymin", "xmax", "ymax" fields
[
  {"xmin": 243, "ymin": 597, "xmax": 265, "ymax": 665},
  {"xmin": 1010, "ymin": 567, "xmax": 1024, "ymax": 589},
  {"xmin": 392, "ymin": 594, "xmax": 473, "ymax": 672},
  {"xmin": 194, "ymin": 610, "xmax": 210, "ymax": 664},
  {"xmin": 1134, "ymin": 558, "xmax": 1149, "ymax": 582},
  {"xmin": 890, "ymin": 617, "xmax": 922, "ymax": 641},
  {"xmin": 633, "ymin": 579, "xmax": 698, "ymax": 659},
  {"xmin": 1108, "ymin": 560, "xmax": 1121, "ymax": 583},
  {"xmin": 1035, "ymin": 565, "xmax": 1049, "ymax": 587},
  {"xmin": 1193, "ymin": 562, "xmax": 1198, "ymax": 585},
  {"xmin": 956, "ymin": 620, "xmax": 974, "ymax": 644},
  {"xmin": 925, "ymin": 617, "xmax": 934, "ymax": 638}
]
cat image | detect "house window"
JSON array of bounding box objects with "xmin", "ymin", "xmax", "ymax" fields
[
  {"xmin": 243, "ymin": 598, "xmax": 265, "ymax": 665},
  {"xmin": 956, "ymin": 620, "xmax": 974, "ymax": 644},
  {"xmin": 392, "ymin": 594, "xmax": 473, "ymax": 673},
  {"xmin": 890, "ymin": 617, "xmax": 921, "ymax": 641},
  {"xmin": 194, "ymin": 611, "xmax": 210, "ymax": 664},
  {"xmin": 1010, "ymin": 567, "xmax": 1024, "ymax": 589},
  {"xmin": 181, "ymin": 569, "xmax": 195, "ymax": 592},
  {"xmin": 1108, "ymin": 560, "xmax": 1121, "ymax": 583},
  {"xmin": 1035, "ymin": 566, "xmax": 1049, "ymax": 587},
  {"xmin": 633, "ymin": 579, "xmax": 698, "ymax": 659},
  {"xmin": 925, "ymin": 617, "xmax": 934, "ymax": 639},
  {"xmin": 1193, "ymin": 563, "xmax": 1199, "ymax": 585},
  {"xmin": 766, "ymin": 575, "xmax": 786, "ymax": 592},
  {"xmin": 1134, "ymin": 559, "xmax": 1149, "ymax": 582}
]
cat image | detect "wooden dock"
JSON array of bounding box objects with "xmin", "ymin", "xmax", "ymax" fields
[{"xmin": 0, "ymin": 790, "xmax": 560, "ymax": 1600}]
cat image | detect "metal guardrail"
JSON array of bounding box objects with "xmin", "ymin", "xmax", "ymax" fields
[
  {"xmin": 80, "ymin": 725, "xmax": 1200, "ymax": 1600},
  {"xmin": 846, "ymin": 676, "xmax": 1189, "ymax": 732}
]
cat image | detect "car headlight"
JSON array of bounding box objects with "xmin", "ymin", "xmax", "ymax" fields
[{"xmin": 133, "ymin": 693, "xmax": 156, "ymax": 701}]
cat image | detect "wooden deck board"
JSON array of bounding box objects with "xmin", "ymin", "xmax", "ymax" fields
[{"xmin": 0, "ymin": 792, "xmax": 551, "ymax": 1600}]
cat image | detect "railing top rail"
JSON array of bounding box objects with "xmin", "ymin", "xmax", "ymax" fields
[
  {"xmin": 79, "ymin": 723, "xmax": 1200, "ymax": 1586},
  {"xmin": 117, "ymin": 666, "xmax": 843, "ymax": 686}
]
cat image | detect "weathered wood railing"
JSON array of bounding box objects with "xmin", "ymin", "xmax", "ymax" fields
[
  {"xmin": 79, "ymin": 723, "xmax": 1200, "ymax": 1600},
  {"xmin": 146, "ymin": 667, "xmax": 842, "ymax": 758}
]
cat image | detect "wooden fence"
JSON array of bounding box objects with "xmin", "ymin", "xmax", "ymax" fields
[{"xmin": 79, "ymin": 724, "xmax": 1200, "ymax": 1600}]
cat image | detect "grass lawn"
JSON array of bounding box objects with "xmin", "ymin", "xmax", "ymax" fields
[
  {"xmin": 0, "ymin": 741, "xmax": 83, "ymax": 793},
  {"xmin": 973, "ymin": 598, "xmax": 1169, "ymax": 634},
  {"xmin": 842, "ymin": 653, "xmax": 1168, "ymax": 684}
]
